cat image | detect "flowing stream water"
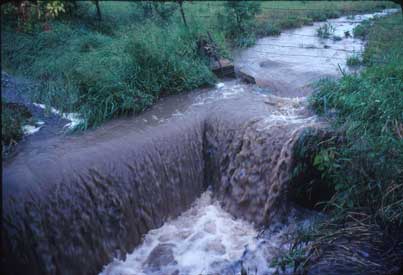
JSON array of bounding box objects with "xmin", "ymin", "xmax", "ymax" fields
[
  {"xmin": 98, "ymin": 10, "xmax": 395, "ymax": 275},
  {"xmin": 2, "ymin": 9, "xmax": 397, "ymax": 275}
]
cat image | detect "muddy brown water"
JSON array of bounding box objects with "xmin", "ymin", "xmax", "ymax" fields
[{"xmin": 2, "ymin": 10, "xmax": 395, "ymax": 275}]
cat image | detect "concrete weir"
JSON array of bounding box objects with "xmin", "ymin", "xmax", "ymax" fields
[
  {"xmin": 3, "ymin": 83, "xmax": 320, "ymax": 274},
  {"xmin": 3, "ymin": 117, "xmax": 207, "ymax": 274}
]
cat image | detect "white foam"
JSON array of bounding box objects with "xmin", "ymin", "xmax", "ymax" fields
[
  {"xmin": 100, "ymin": 191, "xmax": 260, "ymax": 275},
  {"xmin": 216, "ymin": 82, "xmax": 225, "ymax": 89},
  {"xmin": 33, "ymin": 103, "xmax": 83, "ymax": 129},
  {"xmin": 100, "ymin": 191, "xmax": 313, "ymax": 275},
  {"xmin": 22, "ymin": 124, "xmax": 42, "ymax": 135}
]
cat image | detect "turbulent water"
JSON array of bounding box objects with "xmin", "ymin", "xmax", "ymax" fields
[
  {"xmin": 3, "ymin": 9, "xmax": 396, "ymax": 275},
  {"xmin": 101, "ymin": 191, "xmax": 313, "ymax": 275},
  {"xmin": 99, "ymin": 10, "xmax": 395, "ymax": 275}
]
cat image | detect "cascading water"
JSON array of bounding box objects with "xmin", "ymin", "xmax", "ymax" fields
[
  {"xmin": 101, "ymin": 191, "xmax": 315, "ymax": 275},
  {"xmin": 99, "ymin": 10, "xmax": 395, "ymax": 275},
  {"xmin": 3, "ymin": 9, "xmax": 396, "ymax": 275}
]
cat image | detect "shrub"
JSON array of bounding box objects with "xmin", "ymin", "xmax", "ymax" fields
[
  {"xmin": 1, "ymin": 101, "xmax": 32, "ymax": 147},
  {"xmin": 219, "ymin": 1, "xmax": 261, "ymax": 43},
  {"xmin": 256, "ymin": 22, "xmax": 281, "ymax": 37}
]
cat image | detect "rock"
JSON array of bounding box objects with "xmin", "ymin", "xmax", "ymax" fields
[
  {"xmin": 144, "ymin": 244, "xmax": 177, "ymax": 270},
  {"xmin": 203, "ymin": 221, "xmax": 217, "ymax": 234},
  {"xmin": 211, "ymin": 58, "xmax": 235, "ymax": 78},
  {"xmin": 237, "ymin": 69, "xmax": 256, "ymax": 84},
  {"xmin": 206, "ymin": 239, "xmax": 226, "ymax": 255}
]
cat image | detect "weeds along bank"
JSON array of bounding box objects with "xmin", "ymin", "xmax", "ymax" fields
[
  {"xmin": 1, "ymin": 1, "xmax": 395, "ymax": 135},
  {"xmin": 276, "ymin": 13, "xmax": 403, "ymax": 274}
]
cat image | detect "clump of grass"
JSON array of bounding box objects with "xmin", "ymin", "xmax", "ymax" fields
[
  {"xmin": 353, "ymin": 18, "xmax": 373, "ymax": 39},
  {"xmin": 256, "ymin": 22, "xmax": 281, "ymax": 37},
  {"xmin": 316, "ymin": 23, "xmax": 335, "ymax": 39},
  {"xmin": 346, "ymin": 55, "xmax": 362, "ymax": 66}
]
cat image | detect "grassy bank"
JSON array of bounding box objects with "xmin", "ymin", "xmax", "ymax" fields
[
  {"xmin": 277, "ymin": 12, "xmax": 403, "ymax": 274},
  {"xmin": 1, "ymin": 1, "xmax": 395, "ymax": 134}
]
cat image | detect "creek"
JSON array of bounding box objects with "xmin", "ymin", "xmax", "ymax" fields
[{"xmin": 2, "ymin": 10, "xmax": 394, "ymax": 275}]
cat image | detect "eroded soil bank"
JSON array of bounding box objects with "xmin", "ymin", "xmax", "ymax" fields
[{"xmin": 2, "ymin": 10, "xmax": 394, "ymax": 275}]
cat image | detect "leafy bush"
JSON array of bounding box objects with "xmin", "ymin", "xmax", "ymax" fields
[{"xmin": 218, "ymin": 1, "xmax": 261, "ymax": 44}]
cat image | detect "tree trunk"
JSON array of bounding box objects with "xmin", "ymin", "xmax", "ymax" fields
[
  {"xmin": 392, "ymin": 0, "xmax": 403, "ymax": 17},
  {"xmin": 95, "ymin": 0, "xmax": 102, "ymax": 21},
  {"xmin": 178, "ymin": 1, "xmax": 187, "ymax": 28}
]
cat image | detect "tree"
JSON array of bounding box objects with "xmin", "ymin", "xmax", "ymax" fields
[
  {"xmin": 222, "ymin": 1, "xmax": 261, "ymax": 38},
  {"xmin": 92, "ymin": 0, "xmax": 101, "ymax": 20},
  {"xmin": 152, "ymin": 2, "xmax": 178, "ymax": 22},
  {"xmin": 391, "ymin": 0, "xmax": 403, "ymax": 16},
  {"xmin": 134, "ymin": 2, "xmax": 177, "ymax": 23},
  {"xmin": 177, "ymin": 0, "xmax": 187, "ymax": 28}
]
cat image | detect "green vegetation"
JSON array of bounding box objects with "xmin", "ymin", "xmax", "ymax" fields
[
  {"xmin": 346, "ymin": 54, "xmax": 362, "ymax": 66},
  {"xmin": 275, "ymin": 13, "xmax": 403, "ymax": 273},
  {"xmin": 2, "ymin": 101, "xmax": 32, "ymax": 151},
  {"xmin": 353, "ymin": 18, "xmax": 373, "ymax": 39},
  {"xmin": 1, "ymin": 1, "xmax": 395, "ymax": 130},
  {"xmin": 316, "ymin": 23, "xmax": 335, "ymax": 38}
]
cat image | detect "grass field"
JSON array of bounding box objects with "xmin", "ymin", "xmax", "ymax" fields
[{"xmin": 1, "ymin": 1, "xmax": 396, "ymax": 136}]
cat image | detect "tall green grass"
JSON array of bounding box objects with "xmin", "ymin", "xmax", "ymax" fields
[
  {"xmin": 1, "ymin": 10, "xmax": 219, "ymax": 128},
  {"xmin": 310, "ymin": 12, "xmax": 403, "ymax": 226},
  {"xmin": 273, "ymin": 13, "xmax": 403, "ymax": 273}
]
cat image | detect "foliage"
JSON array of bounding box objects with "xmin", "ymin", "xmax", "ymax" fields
[
  {"xmin": 1, "ymin": 100, "xmax": 32, "ymax": 148},
  {"xmin": 309, "ymin": 13, "xmax": 403, "ymax": 227},
  {"xmin": 44, "ymin": 1, "xmax": 66, "ymax": 18},
  {"xmin": 316, "ymin": 23, "xmax": 335, "ymax": 38},
  {"xmin": 277, "ymin": 13, "xmax": 403, "ymax": 274},
  {"xmin": 353, "ymin": 18, "xmax": 373, "ymax": 39},
  {"xmin": 218, "ymin": 1, "xmax": 261, "ymax": 46},
  {"xmin": 256, "ymin": 22, "xmax": 281, "ymax": 37},
  {"xmin": 1, "ymin": 16, "xmax": 217, "ymax": 128},
  {"xmin": 346, "ymin": 55, "xmax": 362, "ymax": 66},
  {"xmin": 132, "ymin": 1, "xmax": 178, "ymax": 23}
]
